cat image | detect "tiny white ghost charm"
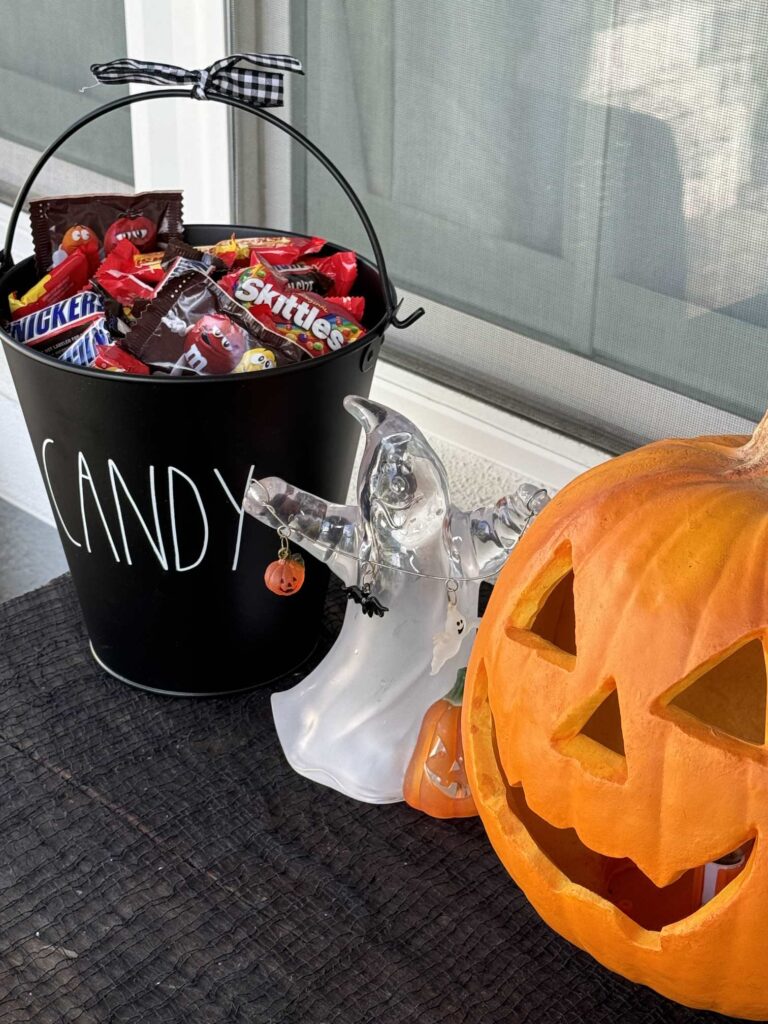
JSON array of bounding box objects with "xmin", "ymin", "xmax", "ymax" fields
[{"xmin": 430, "ymin": 581, "xmax": 479, "ymax": 675}]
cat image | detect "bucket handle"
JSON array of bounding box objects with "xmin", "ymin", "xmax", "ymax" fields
[{"xmin": 0, "ymin": 88, "xmax": 424, "ymax": 331}]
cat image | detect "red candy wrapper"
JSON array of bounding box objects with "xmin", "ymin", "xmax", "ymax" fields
[
  {"xmin": 93, "ymin": 240, "xmax": 160, "ymax": 304},
  {"xmin": 332, "ymin": 295, "xmax": 365, "ymax": 320},
  {"xmin": 123, "ymin": 268, "xmax": 304, "ymax": 375},
  {"xmin": 223, "ymin": 255, "xmax": 366, "ymax": 358},
  {"xmin": 30, "ymin": 191, "xmax": 184, "ymax": 272},
  {"xmin": 92, "ymin": 344, "xmax": 150, "ymax": 375},
  {"xmin": 8, "ymin": 249, "xmax": 91, "ymax": 320},
  {"xmin": 198, "ymin": 234, "xmax": 325, "ymax": 270},
  {"xmin": 305, "ymin": 250, "xmax": 358, "ymax": 296}
]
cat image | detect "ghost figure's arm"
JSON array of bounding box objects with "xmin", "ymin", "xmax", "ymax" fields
[
  {"xmin": 469, "ymin": 482, "xmax": 550, "ymax": 577},
  {"xmin": 245, "ymin": 477, "xmax": 361, "ymax": 586}
]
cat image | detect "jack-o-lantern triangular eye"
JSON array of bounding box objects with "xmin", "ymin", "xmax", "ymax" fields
[
  {"xmin": 663, "ymin": 638, "xmax": 767, "ymax": 746},
  {"xmin": 529, "ymin": 567, "xmax": 577, "ymax": 657}
]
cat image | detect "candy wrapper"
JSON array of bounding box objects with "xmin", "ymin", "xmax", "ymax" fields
[
  {"xmin": 197, "ymin": 234, "xmax": 325, "ymax": 269},
  {"xmin": 222, "ymin": 255, "xmax": 366, "ymax": 358},
  {"xmin": 7, "ymin": 291, "xmax": 104, "ymax": 357},
  {"xmin": 304, "ymin": 250, "xmax": 358, "ymax": 297},
  {"xmin": 123, "ymin": 268, "xmax": 305, "ymax": 375},
  {"xmin": 93, "ymin": 345, "xmax": 150, "ymax": 375},
  {"xmin": 30, "ymin": 191, "xmax": 184, "ymax": 272},
  {"xmin": 58, "ymin": 317, "xmax": 113, "ymax": 367},
  {"xmin": 8, "ymin": 249, "xmax": 91, "ymax": 319},
  {"xmin": 93, "ymin": 241, "xmax": 161, "ymax": 305}
]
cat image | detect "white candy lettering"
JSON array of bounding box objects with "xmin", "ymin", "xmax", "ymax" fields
[
  {"xmin": 168, "ymin": 466, "xmax": 209, "ymax": 572},
  {"xmin": 78, "ymin": 451, "xmax": 120, "ymax": 561},
  {"xmin": 214, "ymin": 464, "xmax": 255, "ymax": 571},
  {"xmin": 108, "ymin": 461, "xmax": 168, "ymax": 569},
  {"xmin": 311, "ymin": 318, "xmax": 331, "ymax": 341},
  {"xmin": 41, "ymin": 438, "xmax": 81, "ymax": 548}
]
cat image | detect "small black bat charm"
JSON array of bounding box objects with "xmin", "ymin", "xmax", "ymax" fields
[{"xmin": 344, "ymin": 584, "xmax": 389, "ymax": 618}]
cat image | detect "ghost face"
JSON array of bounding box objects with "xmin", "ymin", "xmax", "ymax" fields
[
  {"xmin": 184, "ymin": 314, "xmax": 248, "ymax": 374},
  {"xmin": 367, "ymin": 434, "xmax": 450, "ymax": 549}
]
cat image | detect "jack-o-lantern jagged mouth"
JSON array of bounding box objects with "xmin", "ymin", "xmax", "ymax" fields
[{"xmin": 503, "ymin": 783, "xmax": 753, "ymax": 932}]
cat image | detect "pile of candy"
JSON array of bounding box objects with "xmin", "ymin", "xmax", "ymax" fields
[{"xmin": 5, "ymin": 191, "xmax": 367, "ymax": 376}]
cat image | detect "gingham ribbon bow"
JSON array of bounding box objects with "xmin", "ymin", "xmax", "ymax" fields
[{"xmin": 86, "ymin": 53, "xmax": 303, "ymax": 107}]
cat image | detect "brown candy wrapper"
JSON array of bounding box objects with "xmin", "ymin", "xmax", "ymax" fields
[
  {"xmin": 30, "ymin": 191, "xmax": 184, "ymax": 273},
  {"xmin": 122, "ymin": 268, "xmax": 306, "ymax": 376}
]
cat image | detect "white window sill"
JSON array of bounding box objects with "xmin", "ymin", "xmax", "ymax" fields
[{"xmin": 371, "ymin": 360, "xmax": 607, "ymax": 502}]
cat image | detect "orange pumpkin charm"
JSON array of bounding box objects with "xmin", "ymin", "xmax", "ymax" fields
[
  {"xmin": 463, "ymin": 411, "xmax": 768, "ymax": 1019},
  {"xmin": 404, "ymin": 668, "xmax": 477, "ymax": 818},
  {"xmin": 264, "ymin": 553, "xmax": 305, "ymax": 596}
]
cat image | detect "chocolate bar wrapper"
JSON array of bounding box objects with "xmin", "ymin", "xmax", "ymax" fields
[
  {"xmin": 272, "ymin": 262, "xmax": 334, "ymax": 295},
  {"xmin": 9, "ymin": 249, "xmax": 91, "ymax": 319},
  {"xmin": 197, "ymin": 234, "xmax": 325, "ymax": 269},
  {"xmin": 161, "ymin": 238, "xmax": 226, "ymax": 275},
  {"xmin": 30, "ymin": 191, "xmax": 184, "ymax": 272},
  {"xmin": 59, "ymin": 317, "xmax": 113, "ymax": 367},
  {"xmin": 123, "ymin": 268, "xmax": 305, "ymax": 376},
  {"xmin": 7, "ymin": 291, "xmax": 104, "ymax": 357}
]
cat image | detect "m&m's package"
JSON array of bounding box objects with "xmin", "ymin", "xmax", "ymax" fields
[
  {"xmin": 3, "ymin": 189, "xmax": 367, "ymax": 377},
  {"xmin": 122, "ymin": 268, "xmax": 303, "ymax": 375},
  {"xmin": 30, "ymin": 191, "xmax": 184, "ymax": 271}
]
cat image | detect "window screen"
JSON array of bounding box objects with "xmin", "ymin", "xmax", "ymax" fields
[
  {"xmin": 271, "ymin": 0, "xmax": 768, "ymax": 447},
  {"xmin": 0, "ymin": 0, "xmax": 133, "ymax": 205}
]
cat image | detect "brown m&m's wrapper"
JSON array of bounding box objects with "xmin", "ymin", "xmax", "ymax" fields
[
  {"xmin": 123, "ymin": 268, "xmax": 305, "ymax": 376},
  {"xmin": 30, "ymin": 191, "xmax": 184, "ymax": 272}
]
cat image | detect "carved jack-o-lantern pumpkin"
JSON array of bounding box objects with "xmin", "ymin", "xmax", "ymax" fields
[
  {"xmin": 404, "ymin": 669, "xmax": 477, "ymax": 819},
  {"xmin": 464, "ymin": 415, "xmax": 768, "ymax": 1019}
]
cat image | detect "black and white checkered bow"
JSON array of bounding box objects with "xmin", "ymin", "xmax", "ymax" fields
[{"xmin": 87, "ymin": 53, "xmax": 303, "ymax": 107}]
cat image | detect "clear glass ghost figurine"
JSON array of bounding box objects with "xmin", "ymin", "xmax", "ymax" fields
[{"xmin": 245, "ymin": 395, "xmax": 549, "ymax": 804}]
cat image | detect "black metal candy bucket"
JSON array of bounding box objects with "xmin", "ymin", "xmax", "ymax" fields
[{"xmin": 0, "ymin": 89, "xmax": 422, "ymax": 695}]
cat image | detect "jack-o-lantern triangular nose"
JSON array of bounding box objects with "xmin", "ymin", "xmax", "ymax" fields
[
  {"xmin": 666, "ymin": 638, "xmax": 767, "ymax": 746},
  {"xmin": 580, "ymin": 687, "xmax": 625, "ymax": 756},
  {"xmin": 554, "ymin": 679, "xmax": 627, "ymax": 782}
]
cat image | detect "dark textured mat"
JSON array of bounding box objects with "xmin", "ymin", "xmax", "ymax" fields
[{"xmin": 0, "ymin": 574, "xmax": 729, "ymax": 1023}]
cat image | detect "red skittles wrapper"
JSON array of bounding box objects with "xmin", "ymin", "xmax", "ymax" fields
[
  {"xmin": 222, "ymin": 255, "xmax": 366, "ymax": 358},
  {"xmin": 123, "ymin": 268, "xmax": 304, "ymax": 376},
  {"xmin": 30, "ymin": 190, "xmax": 183, "ymax": 271}
]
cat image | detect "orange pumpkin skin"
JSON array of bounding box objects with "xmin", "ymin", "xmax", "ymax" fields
[
  {"xmin": 404, "ymin": 670, "xmax": 477, "ymax": 819},
  {"xmin": 264, "ymin": 555, "xmax": 305, "ymax": 596},
  {"xmin": 463, "ymin": 422, "xmax": 768, "ymax": 1019}
]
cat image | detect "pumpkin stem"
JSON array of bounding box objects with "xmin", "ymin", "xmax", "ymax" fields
[
  {"xmin": 445, "ymin": 668, "xmax": 467, "ymax": 706},
  {"xmin": 738, "ymin": 409, "xmax": 768, "ymax": 471}
]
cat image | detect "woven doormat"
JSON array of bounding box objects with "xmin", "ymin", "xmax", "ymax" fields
[{"xmin": 0, "ymin": 575, "xmax": 726, "ymax": 1023}]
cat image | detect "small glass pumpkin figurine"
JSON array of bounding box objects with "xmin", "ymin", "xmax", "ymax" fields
[{"xmin": 403, "ymin": 668, "xmax": 477, "ymax": 819}]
